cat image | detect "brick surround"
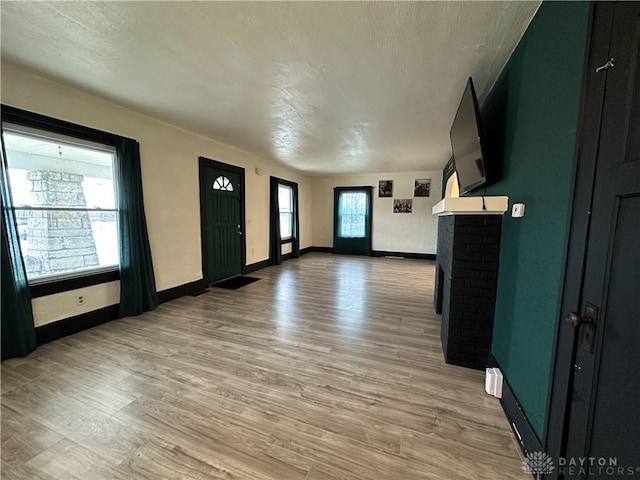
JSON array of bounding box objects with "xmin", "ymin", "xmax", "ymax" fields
[{"xmin": 434, "ymin": 214, "xmax": 502, "ymax": 370}]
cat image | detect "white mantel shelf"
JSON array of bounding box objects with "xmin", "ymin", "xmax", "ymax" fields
[{"xmin": 432, "ymin": 196, "xmax": 509, "ymax": 216}]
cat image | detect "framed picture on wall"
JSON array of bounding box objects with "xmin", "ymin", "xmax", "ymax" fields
[
  {"xmin": 414, "ymin": 178, "xmax": 431, "ymax": 197},
  {"xmin": 393, "ymin": 199, "xmax": 412, "ymax": 213},
  {"xmin": 378, "ymin": 180, "xmax": 393, "ymax": 197}
]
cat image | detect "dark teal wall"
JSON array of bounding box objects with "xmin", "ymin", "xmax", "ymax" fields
[{"xmin": 476, "ymin": 1, "xmax": 590, "ymax": 437}]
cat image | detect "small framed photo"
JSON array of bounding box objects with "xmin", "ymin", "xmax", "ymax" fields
[
  {"xmin": 393, "ymin": 199, "xmax": 412, "ymax": 213},
  {"xmin": 378, "ymin": 180, "xmax": 393, "ymax": 197},
  {"xmin": 414, "ymin": 178, "xmax": 431, "ymax": 197}
]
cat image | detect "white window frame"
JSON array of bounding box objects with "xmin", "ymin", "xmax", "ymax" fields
[
  {"xmin": 337, "ymin": 190, "xmax": 368, "ymax": 239},
  {"xmin": 278, "ymin": 184, "xmax": 294, "ymax": 242},
  {"xmin": 3, "ymin": 122, "xmax": 120, "ymax": 285}
]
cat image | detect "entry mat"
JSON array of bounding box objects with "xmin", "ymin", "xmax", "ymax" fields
[{"xmin": 212, "ymin": 276, "xmax": 260, "ymax": 290}]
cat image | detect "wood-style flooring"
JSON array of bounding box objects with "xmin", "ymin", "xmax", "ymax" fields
[{"xmin": 1, "ymin": 253, "xmax": 529, "ymax": 479}]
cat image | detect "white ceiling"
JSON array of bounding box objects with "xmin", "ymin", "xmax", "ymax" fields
[{"xmin": 1, "ymin": 1, "xmax": 539, "ymax": 175}]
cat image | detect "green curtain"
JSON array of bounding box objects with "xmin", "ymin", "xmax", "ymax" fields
[
  {"xmin": 292, "ymin": 183, "xmax": 300, "ymax": 259},
  {"xmin": 1, "ymin": 130, "xmax": 37, "ymax": 361},
  {"xmin": 114, "ymin": 137, "xmax": 159, "ymax": 317},
  {"xmin": 269, "ymin": 176, "xmax": 282, "ymax": 265},
  {"xmin": 270, "ymin": 177, "xmax": 300, "ymax": 263}
]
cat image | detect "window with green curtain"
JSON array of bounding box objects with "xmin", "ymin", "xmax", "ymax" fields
[
  {"xmin": 0, "ymin": 106, "xmax": 158, "ymax": 331},
  {"xmin": 270, "ymin": 176, "xmax": 300, "ymax": 265}
]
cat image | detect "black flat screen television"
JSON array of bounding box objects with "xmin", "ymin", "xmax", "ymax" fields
[{"xmin": 449, "ymin": 77, "xmax": 487, "ymax": 195}]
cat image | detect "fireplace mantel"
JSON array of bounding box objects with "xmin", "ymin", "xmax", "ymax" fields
[{"xmin": 432, "ymin": 196, "xmax": 509, "ymax": 216}]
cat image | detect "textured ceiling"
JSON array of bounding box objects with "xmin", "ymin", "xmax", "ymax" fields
[{"xmin": 1, "ymin": 1, "xmax": 540, "ymax": 174}]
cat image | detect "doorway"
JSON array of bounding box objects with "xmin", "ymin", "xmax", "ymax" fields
[
  {"xmin": 199, "ymin": 157, "xmax": 246, "ymax": 285},
  {"xmin": 333, "ymin": 186, "xmax": 372, "ymax": 255},
  {"xmin": 546, "ymin": 3, "xmax": 640, "ymax": 477}
]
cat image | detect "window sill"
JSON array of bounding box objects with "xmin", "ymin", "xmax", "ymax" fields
[{"xmin": 30, "ymin": 268, "xmax": 120, "ymax": 298}]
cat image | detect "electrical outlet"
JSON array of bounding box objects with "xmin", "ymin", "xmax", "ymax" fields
[{"xmin": 76, "ymin": 295, "xmax": 86, "ymax": 306}]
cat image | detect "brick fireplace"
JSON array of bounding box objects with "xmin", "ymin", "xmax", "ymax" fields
[{"xmin": 432, "ymin": 196, "xmax": 507, "ymax": 370}]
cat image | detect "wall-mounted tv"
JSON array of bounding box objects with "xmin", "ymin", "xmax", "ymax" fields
[{"xmin": 449, "ymin": 77, "xmax": 487, "ymax": 195}]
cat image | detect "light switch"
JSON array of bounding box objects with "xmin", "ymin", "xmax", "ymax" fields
[{"xmin": 512, "ymin": 203, "xmax": 526, "ymax": 218}]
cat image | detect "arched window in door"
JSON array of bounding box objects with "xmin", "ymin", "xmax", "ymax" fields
[{"xmin": 213, "ymin": 176, "xmax": 234, "ymax": 191}]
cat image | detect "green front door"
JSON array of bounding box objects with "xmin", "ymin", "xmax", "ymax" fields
[{"xmin": 202, "ymin": 166, "xmax": 242, "ymax": 284}]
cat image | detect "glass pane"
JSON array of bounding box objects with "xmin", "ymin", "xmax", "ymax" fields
[
  {"xmin": 278, "ymin": 185, "xmax": 292, "ymax": 213},
  {"xmin": 17, "ymin": 209, "xmax": 118, "ymax": 280},
  {"xmin": 338, "ymin": 191, "xmax": 367, "ymax": 238},
  {"xmin": 280, "ymin": 212, "xmax": 292, "ymax": 239},
  {"xmin": 4, "ymin": 131, "xmax": 115, "ymax": 209},
  {"xmin": 213, "ymin": 176, "xmax": 234, "ymax": 192},
  {"xmin": 4, "ymin": 128, "xmax": 119, "ymax": 280}
]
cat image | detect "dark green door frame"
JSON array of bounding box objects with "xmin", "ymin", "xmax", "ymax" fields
[
  {"xmin": 198, "ymin": 157, "xmax": 246, "ymax": 284},
  {"xmin": 333, "ymin": 186, "xmax": 373, "ymax": 256}
]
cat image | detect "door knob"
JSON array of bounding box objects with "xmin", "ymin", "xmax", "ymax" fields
[{"xmin": 566, "ymin": 311, "xmax": 593, "ymax": 327}]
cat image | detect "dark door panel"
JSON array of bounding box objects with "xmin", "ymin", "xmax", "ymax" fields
[
  {"xmin": 587, "ymin": 196, "xmax": 640, "ymax": 465},
  {"xmin": 200, "ymin": 160, "xmax": 244, "ymax": 285},
  {"xmin": 558, "ymin": 3, "xmax": 640, "ymax": 478},
  {"xmin": 333, "ymin": 187, "xmax": 372, "ymax": 256}
]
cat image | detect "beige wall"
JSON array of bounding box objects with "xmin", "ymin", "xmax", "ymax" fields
[
  {"xmin": 2, "ymin": 63, "xmax": 312, "ymax": 326},
  {"xmin": 2, "ymin": 64, "xmax": 443, "ymax": 328},
  {"xmin": 311, "ymin": 171, "xmax": 442, "ymax": 254}
]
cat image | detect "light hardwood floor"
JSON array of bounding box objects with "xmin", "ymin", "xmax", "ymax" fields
[{"xmin": 1, "ymin": 253, "xmax": 529, "ymax": 479}]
